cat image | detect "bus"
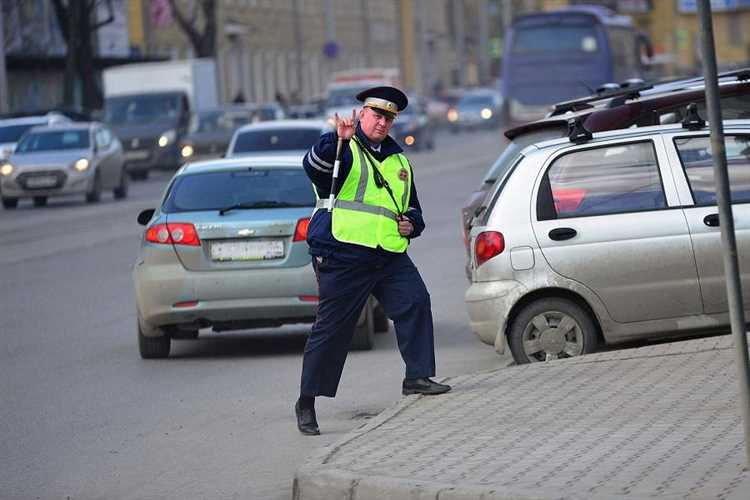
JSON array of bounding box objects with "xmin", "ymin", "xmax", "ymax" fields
[{"xmin": 500, "ymin": 6, "xmax": 652, "ymax": 125}]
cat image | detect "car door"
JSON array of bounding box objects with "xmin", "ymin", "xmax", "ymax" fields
[
  {"xmin": 666, "ymin": 130, "xmax": 750, "ymax": 314},
  {"xmin": 531, "ymin": 136, "xmax": 703, "ymax": 323}
]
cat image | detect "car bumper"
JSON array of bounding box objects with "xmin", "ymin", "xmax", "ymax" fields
[
  {"xmin": 465, "ymin": 279, "xmax": 526, "ymax": 354},
  {"xmin": 134, "ymin": 259, "xmax": 319, "ymax": 333},
  {"xmin": 0, "ymin": 168, "xmax": 94, "ymax": 198}
]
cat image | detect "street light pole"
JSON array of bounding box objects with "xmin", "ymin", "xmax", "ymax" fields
[
  {"xmin": 0, "ymin": 7, "xmax": 8, "ymax": 113},
  {"xmin": 696, "ymin": 0, "xmax": 750, "ymax": 467}
]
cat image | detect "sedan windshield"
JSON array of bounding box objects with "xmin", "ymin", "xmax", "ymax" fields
[
  {"xmin": 232, "ymin": 128, "xmax": 323, "ymax": 154},
  {"xmin": 163, "ymin": 168, "xmax": 315, "ymax": 213},
  {"xmin": 15, "ymin": 130, "xmax": 89, "ymax": 153}
]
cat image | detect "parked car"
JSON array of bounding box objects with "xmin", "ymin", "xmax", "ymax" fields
[
  {"xmin": 133, "ymin": 155, "xmax": 386, "ymax": 358},
  {"xmin": 0, "ymin": 122, "xmax": 127, "ymax": 209},
  {"xmin": 448, "ymin": 88, "xmax": 503, "ymax": 132},
  {"xmin": 179, "ymin": 107, "xmax": 255, "ymax": 163},
  {"xmin": 226, "ymin": 120, "xmax": 331, "ymax": 158},
  {"xmin": 460, "ymin": 71, "xmax": 750, "ymax": 279},
  {"xmin": 390, "ymin": 96, "xmax": 435, "ymax": 151},
  {"xmin": 0, "ymin": 112, "xmax": 71, "ymax": 159},
  {"xmin": 465, "ymin": 118, "xmax": 750, "ymax": 364}
]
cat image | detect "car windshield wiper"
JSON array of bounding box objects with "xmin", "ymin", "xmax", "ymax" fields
[{"xmin": 219, "ymin": 201, "xmax": 306, "ymax": 215}]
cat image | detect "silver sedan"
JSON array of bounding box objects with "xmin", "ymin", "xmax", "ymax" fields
[{"xmin": 0, "ymin": 122, "xmax": 128, "ymax": 209}]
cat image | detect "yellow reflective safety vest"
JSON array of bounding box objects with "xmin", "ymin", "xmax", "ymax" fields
[{"xmin": 321, "ymin": 139, "xmax": 412, "ymax": 252}]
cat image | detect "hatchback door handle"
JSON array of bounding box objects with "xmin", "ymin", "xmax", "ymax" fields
[
  {"xmin": 703, "ymin": 213, "xmax": 720, "ymax": 227},
  {"xmin": 548, "ymin": 227, "xmax": 577, "ymax": 241}
]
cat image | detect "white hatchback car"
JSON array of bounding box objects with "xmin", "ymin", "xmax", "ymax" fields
[{"xmin": 466, "ymin": 116, "xmax": 750, "ymax": 364}]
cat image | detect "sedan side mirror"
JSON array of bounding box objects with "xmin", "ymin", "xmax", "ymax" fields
[{"xmin": 137, "ymin": 208, "xmax": 156, "ymax": 226}]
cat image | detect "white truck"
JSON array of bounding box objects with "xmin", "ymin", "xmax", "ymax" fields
[{"xmin": 102, "ymin": 59, "xmax": 219, "ymax": 179}]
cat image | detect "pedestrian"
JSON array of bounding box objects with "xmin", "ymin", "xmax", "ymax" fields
[{"xmin": 295, "ymin": 86, "xmax": 451, "ymax": 436}]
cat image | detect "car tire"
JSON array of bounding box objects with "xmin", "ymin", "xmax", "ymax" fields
[
  {"xmin": 350, "ymin": 301, "xmax": 375, "ymax": 351},
  {"xmin": 138, "ymin": 320, "xmax": 171, "ymax": 359},
  {"xmin": 508, "ymin": 298, "xmax": 598, "ymax": 364},
  {"xmin": 373, "ymin": 302, "xmax": 390, "ymax": 333},
  {"xmin": 85, "ymin": 172, "xmax": 102, "ymax": 203},
  {"xmin": 33, "ymin": 196, "xmax": 47, "ymax": 207},
  {"xmin": 1, "ymin": 197, "xmax": 18, "ymax": 209},
  {"xmin": 113, "ymin": 169, "xmax": 129, "ymax": 199}
]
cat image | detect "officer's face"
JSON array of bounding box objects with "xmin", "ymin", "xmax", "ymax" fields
[{"xmin": 359, "ymin": 107, "xmax": 395, "ymax": 144}]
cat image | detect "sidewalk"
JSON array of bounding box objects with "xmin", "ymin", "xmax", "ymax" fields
[{"xmin": 294, "ymin": 334, "xmax": 750, "ymax": 499}]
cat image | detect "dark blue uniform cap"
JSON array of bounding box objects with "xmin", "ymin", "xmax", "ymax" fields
[{"xmin": 356, "ymin": 86, "xmax": 408, "ymax": 118}]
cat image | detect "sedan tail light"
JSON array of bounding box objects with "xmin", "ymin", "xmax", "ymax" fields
[
  {"xmin": 293, "ymin": 217, "xmax": 310, "ymax": 242},
  {"xmin": 475, "ymin": 231, "xmax": 505, "ymax": 267},
  {"xmin": 145, "ymin": 223, "xmax": 201, "ymax": 246}
]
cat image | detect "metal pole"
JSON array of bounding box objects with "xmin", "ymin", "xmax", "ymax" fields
[
  {"xmin": 697, "ymin": 0, "xmax": 750, "ymax": 467},
  {"xmin": 453, "ymin": 0, "xmax": 465, "ymax": 87},
  {"xmin": 0, "ymin": 5, "xmax": 8, "ymax": 113},
  {"xmin": 360, "ymin": 0, "xmax": 372, "ymax": 67},
  {"xmin": 292, "ymin": 0, "xmax": 305, "ymax": 99},
  {"xmin": 478, "ymin": 0, "xmax": 489, "ymax": 85}
]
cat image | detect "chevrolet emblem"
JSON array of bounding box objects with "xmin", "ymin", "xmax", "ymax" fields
[{"xmin": 238, "ymin": 229, "xmax": 255, "ymax": 236}]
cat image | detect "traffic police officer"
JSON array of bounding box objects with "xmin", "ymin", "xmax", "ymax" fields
[{"xmin": 295, "ymin": 86, "xmax": 451, "ymax": 436}]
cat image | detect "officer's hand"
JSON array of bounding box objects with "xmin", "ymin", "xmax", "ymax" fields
[
  {"xmin": 398, "ymin": 216, "xmax": 414, "ymax": 237},
  {"xmin": 335, "ymin": 109, "xmax": 357, "ymax": 140}
]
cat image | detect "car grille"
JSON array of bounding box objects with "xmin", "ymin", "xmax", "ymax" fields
[
  {"xmin": 124, "ymin": 137, "xmax": 156, "ymax": 151},
  {"xmin": 17, "ymin": 170, "xmax": 67, "ymax": 190}
]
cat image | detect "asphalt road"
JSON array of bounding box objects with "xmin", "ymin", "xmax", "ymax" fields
[{"xmin": 0, "ymin": 128, "xmax": 508, "ymax": 500}]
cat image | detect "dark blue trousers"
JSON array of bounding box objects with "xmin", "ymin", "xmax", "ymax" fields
[{"xmin": 300, "ymin": 251, "xmax": 436, "ymax": 398}]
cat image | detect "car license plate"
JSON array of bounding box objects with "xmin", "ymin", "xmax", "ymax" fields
[
  {"xmin": 210, "ymin": 239, "xmax": 284, "ymax": 261},
  {"xmin": 25, "ymin": 175, "xmax": 57, "ymax": 188},
  {"xmin": 125, "ymin": 150, "xmax": 149, "ymax": 160}
]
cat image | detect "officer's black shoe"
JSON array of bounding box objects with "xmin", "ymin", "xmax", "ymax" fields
[
  {"xmin": 295, "ymin": 401, "xmax": 320, "ymax": 436},
  {"xmin": 402, "ymin": 377, "xmax": 452, "ymax": 396}
]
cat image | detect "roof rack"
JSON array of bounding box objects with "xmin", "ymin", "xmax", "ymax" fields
[
  {"xmin": 549, "ymin": 82, "xmax": 653, "ymax": 117},
  {"xmin": 681, "ymin": 103, "xmax": 706, "ymax": 131},
  {"xmin": 568, "ymin": 116, "xmax": 593, "ymax": 144}
]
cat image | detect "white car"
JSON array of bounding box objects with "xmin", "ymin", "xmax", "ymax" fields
[
  {"xmin": 0, "ymin": 113, "xmax": 71, "ymax": 159},
  {"xmin": 466, "ymin": 118, "xmax": 750, "ymax": 364},
  {"xmin": 226, "ymin": 120, "xmax": 332, "ymax": 158}
]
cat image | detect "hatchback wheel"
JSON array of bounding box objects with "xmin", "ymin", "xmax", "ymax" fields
[
  {"xmin": 86, "ymin": 172, "xmax": 102, "ymax": 203},
  {"xmin": 33, "ymin": 196, "xmax": 47, "ymax": 207},
  {"xmin": 350, "ymin": 301, "xmax": 375, "ymax": 351},
  {"xmin": 138, "ymin": 320, "xmax": 171, "ymax": 359},
  {"xmin": 508, "ymin": 298, "xmax": 598, "ymax": 364},
  {"xmin": 1, "ymin": 197, "xmax": 17, "ymax": 209}
]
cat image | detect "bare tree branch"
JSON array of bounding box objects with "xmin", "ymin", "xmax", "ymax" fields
[{"xmin": 90, "ymin": 0, "xmax": 115, "ymax": 32}]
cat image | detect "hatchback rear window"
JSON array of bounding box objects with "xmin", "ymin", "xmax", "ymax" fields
[
  {"xmin": 163, "ymin": 168, "xmax": 315, "ymax": 213},
  {"xmin": 232, "ymin": 128, "xmax": 322, "ymax": 154}
]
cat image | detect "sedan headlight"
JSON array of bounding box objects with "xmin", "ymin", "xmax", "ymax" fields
[
  {"xmin": 447, "ymin": 109, "xmax": 458, "ymax": 122},
  {"xmin": 0, "ymin": 162, "xmax": 13, "ymax": 176},
  {"xmin": 180, "ymin": 144, "xmax": 194, "ymax": 158},
  {"xmin": 158, "ymin": 129, "xmax": 177, "ymax": 148},
  {"xmin": 481, "ymin": 108, "xmax": 493, "ymax": 120},
  {"xmin": 73, "ymin": 158, "xmax": 90, "ymax": 172}
]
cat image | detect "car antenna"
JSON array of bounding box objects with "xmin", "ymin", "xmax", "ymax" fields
[
  {"xmin": 567, "ymin": 116, "xmax": 592, "ymax": 144},
  {"xmin": 681, "ymin": 103, "xmax": 706, "ymax": 131}
]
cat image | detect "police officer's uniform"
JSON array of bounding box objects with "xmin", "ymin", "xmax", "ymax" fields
[{"xmin": 295, "ymin": 86, "xmax": 450, "ymax": 435}]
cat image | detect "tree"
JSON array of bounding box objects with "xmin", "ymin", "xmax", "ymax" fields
[
  {"xmin": 168, "ymin": 0, "xmax": 217, "ymax": 58},
  {"xmin": 51, "ymin": 0, "xmax": 114, "ymax": 111}
]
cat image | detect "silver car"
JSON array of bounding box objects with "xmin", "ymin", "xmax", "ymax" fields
[
  {"xmin": 133, "ymin": 155, "xmax": 384, "ymax": 358},
  {"xmin": 465, "ymin": 118, "xmax": 750, "ymax": 364},
  {"xmin": 0, "ymin": 123, "xmax": 127, "ymax": 209},
  {"xmin": 0, "ymin": 112, "xmax": 71, "ymax": 160}
]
